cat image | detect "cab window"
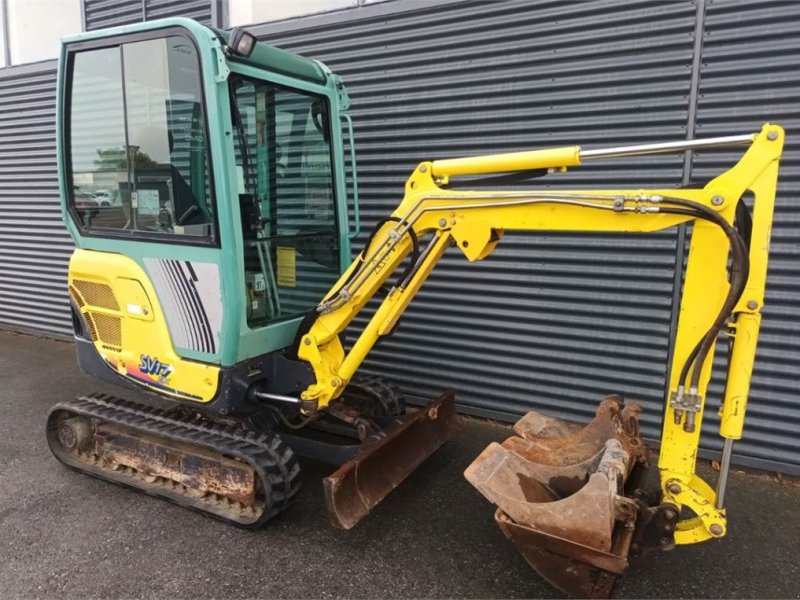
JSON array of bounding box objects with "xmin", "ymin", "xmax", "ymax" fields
[
  {"xmin": 231, "ymin": 76, "xmax": 341, "ymax": 325},
  {"xmin": 67, "ymin": 35, "xmax": 214, "ymax": 239}
]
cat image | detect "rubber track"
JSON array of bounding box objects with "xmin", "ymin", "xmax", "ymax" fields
[
  {"xmin": 346, "ymin": 376, "xmax": 406, "ymax": 417},
  {"xmin": 46, "ymin": 393, "xmax": 301, "ymax": 528}
]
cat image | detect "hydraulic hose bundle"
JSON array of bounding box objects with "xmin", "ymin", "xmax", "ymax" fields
[{"xmin": 659, "ymin": 196, "xmax": 752, "ymax": 431}]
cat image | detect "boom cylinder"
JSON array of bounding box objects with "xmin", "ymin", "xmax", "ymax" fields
[{"xmin": 580, "ymin": 134, "xmax": 754, "ymax": 160}]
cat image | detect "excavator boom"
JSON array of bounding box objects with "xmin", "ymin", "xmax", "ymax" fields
[{"xmin": 294, "ymin": 124, "xmax": 784, "ymax": 596}]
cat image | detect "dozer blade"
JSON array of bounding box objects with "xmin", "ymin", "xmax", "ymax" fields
[
  {"xmin": 324, "ymin": 390, "xmax": 457, "ymax": 529},
  {"xmin": 465, "ymin": 396, "xmax": 647, "ymax": 598}
]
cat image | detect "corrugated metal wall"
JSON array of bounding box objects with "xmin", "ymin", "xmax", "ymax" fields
[
  {"xmin": 257, "ymin": 0, "xmax": 800, "ymax": 474},
  {"xmin": 0, "ymin": 0, "xmax": 214, "ymax": 338},
  {"xmin": 0, "ymin": 0, "xmax": 797, "ymax": 473},
  {"xmin": 84, "ymin": 0, "xmax": 211, "ymax": 30},
  {"xmin": 258, "ymin": 0, "xmax": 696, "ymax": 435},
  {"xmin": 691, "ymin": 0, "xmax": 800, "ymax": 473},
  {"xmin": 84, "ymin": 0, "xmax": 142, "ymax": 30},
  {"xmin": 0, "ymin": 64, "xmax": 71, "ymax": 336},
  {"xmin": 145, "ymin": 0, "xmax": 211, "ymax": 24}
]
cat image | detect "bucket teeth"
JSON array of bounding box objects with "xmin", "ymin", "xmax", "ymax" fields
[{"xmin": 464, "ymin": 395, "xmax": 648, "ymax": 598}]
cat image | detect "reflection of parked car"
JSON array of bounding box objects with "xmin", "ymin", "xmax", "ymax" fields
[
  {"xmin": 93, "ymin": 190, "xmax": 114, "ymax": 206},
  {"xmin": 74, "ymin": 192, "xmax": 103, "ymax": 209}
]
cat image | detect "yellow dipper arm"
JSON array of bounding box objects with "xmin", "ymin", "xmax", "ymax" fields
[{"xmin": 296, "ymin": 124, "xmax": 783, "ymax": 546}]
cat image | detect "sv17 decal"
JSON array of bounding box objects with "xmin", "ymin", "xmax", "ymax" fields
[{"xmin": 139, "ymin": 355, "xmax": 173, "ymax": 379}]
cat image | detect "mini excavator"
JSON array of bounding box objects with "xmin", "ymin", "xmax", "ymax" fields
[{"xmin": 48, "ymin": 18, "xmax": 784, "ymax": 598}]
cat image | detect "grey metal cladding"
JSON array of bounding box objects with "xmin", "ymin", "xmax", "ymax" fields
[
  {"xmin": 0, "ymin": 63, "xmax": 72, "ymax": 337},
  {"xmin": 85, "ymin": 0, "xmax": 212, "ymax": 30},
  {"xmin": 146, "ymin": 0, "xmax": 211, "ymax": 25},
  {"xmin": 0, "ymin": 0, "xmax": 797, "ymax": 473},
  {"xmin": 690, "ymin": 0, "xmax": 800, "ymax": 475},
  {"xmin": 263, "ymin": 0, "xmax": 696, "ymax": 435},
  {"xmin": 262, "ymin": 0, "xmax": 800, "ymax": 474},
  {"xmin": 0, "ymin": 0, "xmax": 212, "ymax": 340},
  {"xmin": 85, "ymin": 0, "xmax": 143, "ymax": 30}
]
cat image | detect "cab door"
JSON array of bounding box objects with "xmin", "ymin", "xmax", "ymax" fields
[
  {"xmin": 226, "ymin": 69, "xmax": 352, "ymax": 360},
  {"xmin": 62, "ymin": 30, "xmax": 224, "ymax": 402}
]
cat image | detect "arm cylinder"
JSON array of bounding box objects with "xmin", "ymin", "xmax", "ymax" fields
[
  {"xmin": 719, "ymin": 311, "xmax": 762, "ymax": 439},
  {"xmin": 429, "ymin": 134, "xmax": 757, "ymax": 178}
]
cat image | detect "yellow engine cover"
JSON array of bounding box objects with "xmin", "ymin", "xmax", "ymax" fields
[{"xmin": 68, "ymin": 249, "xmax": 220, "ymax": 402}]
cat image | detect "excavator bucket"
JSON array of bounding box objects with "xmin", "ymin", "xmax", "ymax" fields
[
  {"xmin": 325, "ymin": 391, "xmax": 458, "ymax": 529},
  {"xmin": 465, "ymin": 396, "xmax": 648, "ymax": 598}
]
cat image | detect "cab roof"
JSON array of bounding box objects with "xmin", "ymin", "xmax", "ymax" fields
[{"xmin": 61, "ymin": 16, "xmax": 329, "ymax": 86}]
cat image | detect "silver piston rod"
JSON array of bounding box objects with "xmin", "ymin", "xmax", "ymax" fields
[
  {"xmin": 715, "ymin": 438, "xmax": 735, "ymax": 509},
  {"xmin": 580, "ymin": 134, "xmax": 754, "ymax": 160}
]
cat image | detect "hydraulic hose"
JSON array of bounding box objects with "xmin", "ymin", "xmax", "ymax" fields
[
  {"xmin": 658, "ymin": 198, "xmax": 750, "ymax": 389},
  {"xmin": 319, "ymin": 216, "xmax": 420, "ymax": 313},
  {"xmin": 666, "ymin": 206, "xmax": 747, "ymax": 389}
]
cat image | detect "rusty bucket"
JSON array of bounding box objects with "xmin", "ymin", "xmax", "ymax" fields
[{"xmin": 464, "ymin": 396, "xmax": 647, "ymax": 598}]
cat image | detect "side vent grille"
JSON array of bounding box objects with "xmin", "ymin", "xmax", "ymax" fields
[
  {"xmin": 92, "ymin": 313, "xmax": 122, "ymax": 351},
  {"xmin": 70, "ymin": 279, "xmax": 123, "ymax": 352},
  {"xmin": 68, "ymin": 285, "xmax": 85, "ymax": 308},
  {"xmin": 72, "ymin": 280, "xmax": 120, "ymax": 311},
  {"xmin": 84, "ymin": 312, "xmax": 99, "ymax": 341}
]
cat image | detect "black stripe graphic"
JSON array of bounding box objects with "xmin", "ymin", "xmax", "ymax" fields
[
  {"xmin": 185, "ymin": 261, "xmax": 198, "ymax": 282},
  {"xmin": 162, "ymin": 260, "xmax": 202, "ymax": 352},
  {"xmin": 157, "ymin": 259, "xmax": 196, "ymax": 352},
  {"xmin": 181, "ymin": 261, "xmax": 215, "ymax": 354},
  {"xmin": 166, "ymin": 259, "xmax": 209, "ymax": 353},
  {"xmin": 166, "ymin": 260, "xmax": 213, "ymax": 354}
]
